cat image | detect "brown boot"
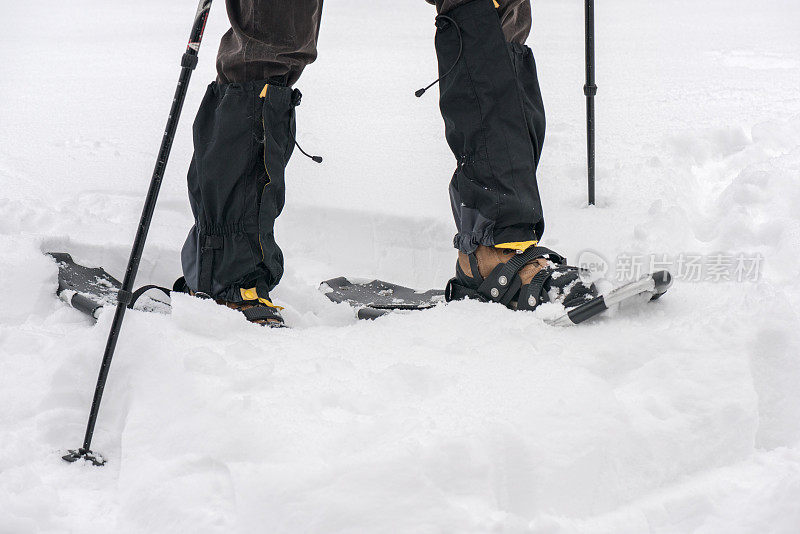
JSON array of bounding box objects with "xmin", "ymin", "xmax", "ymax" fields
[
  {"xmin": 180, "ymin": 281, "xmax": 285, "ymax": 327},
  {"xmin": 457, "ymin": 245, "xmax": 549, "ymax": 287},
  {"xmin": 216, "ymin": 298, "xmax": 285, "ymax": 327},
  {"xmin": 446, "ymin": 244, "xmax": 597, "ymax": 310}
]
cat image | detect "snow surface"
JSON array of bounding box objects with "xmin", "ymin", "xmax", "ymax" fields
[{"xmin": 2, "ymin": 0, "xmax": 800, "ymax": 532}]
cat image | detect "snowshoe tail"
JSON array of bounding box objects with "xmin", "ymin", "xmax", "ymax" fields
[
  {"xmin": 48, "ymin": 252, "xmax": 171, "ymax": 319},
  {"xmin": 320, "ymin": 277, "xmax": 445, "ymax": 319}
]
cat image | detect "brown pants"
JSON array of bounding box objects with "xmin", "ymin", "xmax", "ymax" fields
[{"xmin": 216, "ymin": 0, "xmax": 532, "ymax": 85}]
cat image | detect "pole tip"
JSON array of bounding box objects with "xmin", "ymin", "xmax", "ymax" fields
[{"xmin": 62, "ymin": 448, "xmax": 106, "ymax": 466}]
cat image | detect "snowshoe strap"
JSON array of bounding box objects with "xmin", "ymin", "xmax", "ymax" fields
[
  {"xmin": 444, "ymin": 278, "xmax": 486, "ymax": 303},
  {"xmin": 126, "ymin": 284, "xmax": 172, "ymax": 309},
  {"xmin": 477, "ymin": 246, "xmax": 564, "ymax": 304},
  {"xmin": 454, "ymin": 252, "xmax": 484, "ymax": 286},
  {"xmin": 516, "ymin": 268, "xmax": 553, "ymax": 311},
  {"xmin": 498, "ymin": 275, "xmax": 523, "ymax": 308},
  {"xmin": 241, "ymin": 305, "xmax": 284, "ymax": 324},
  {"xmin": 467, "ymin": 252, "xmax": 482, "ymax": 283},
  {"xmin": 172, "ymin": 276, "xmax": 189, "ymax": 294}
]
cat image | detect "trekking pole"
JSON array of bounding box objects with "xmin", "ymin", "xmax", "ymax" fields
[
  {"xmin": 584, "ymin": 0, "xmax": 597, "ymax": 205},
  {"xmin": 62, "ymin": 0, "xmax": 213, "ymax": 466}
]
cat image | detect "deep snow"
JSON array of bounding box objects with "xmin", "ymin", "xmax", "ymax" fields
[{"xmin": 1, "ymin": 0, "xmax": 800, "ymax": 532}]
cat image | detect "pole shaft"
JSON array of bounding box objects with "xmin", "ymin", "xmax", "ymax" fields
[
  {"xmin": 79, "ymin": 0, "xmax": 213, "ymax": 454},
  {"xmin": 584, "ymin": 0, "xmax": 596, "ymax": 205}
]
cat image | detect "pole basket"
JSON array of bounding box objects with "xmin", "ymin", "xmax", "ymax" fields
[{"xmin": 62, "ymin": 448, "xmax": 106, "ymax": 466}]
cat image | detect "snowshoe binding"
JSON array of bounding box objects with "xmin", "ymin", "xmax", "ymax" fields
[{"xmin": 444, "ymin": 245, "xmax": 597, "ymax": 311}]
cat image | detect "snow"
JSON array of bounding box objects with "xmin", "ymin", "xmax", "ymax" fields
[{"xmin": 2, "ymin": 0, "xmax": 800, "ymax": 532}]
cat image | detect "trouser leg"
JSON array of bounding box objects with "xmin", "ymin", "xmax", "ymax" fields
[
  {"xmin": 217, "ymin": 0, "xmax": 324, "ymax": 85},
  {"xmin": 431, "ymin": 0, "xmax": 532, "ymax": 44},
  {"xmin": 433, "ymin": 0, "xmax": 546, "ymax": 253},
  {"xmin": 181, "ymin": 1, "xmax": 322, "ymax": 301}
]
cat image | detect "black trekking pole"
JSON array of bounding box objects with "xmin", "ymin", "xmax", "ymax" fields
[
  {"xmin": 584, "ymin": 0, "xmax": 597, "ymax": 205},
  {"xmin": 62, "ymin": 0, "xmax": 213, "ymax": 466}
]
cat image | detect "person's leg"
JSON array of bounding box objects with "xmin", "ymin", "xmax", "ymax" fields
[
  {"xmin": 430, "ymin": 0, "xmax": 593, "ymax": 310},
  {"xmin": 217, "ymin": 0, "xmax": 323, "ymax": 85},
  {"xmin": 433, "ymin": 0, "xmax": 544, "ymax": 254},
  {"xmin": 432, "ymin": 0, "xmax": 531, "ymax": 44},
  {"xmin": 181, "ymin": 0, "xmax": 323, "ymax": 322}
]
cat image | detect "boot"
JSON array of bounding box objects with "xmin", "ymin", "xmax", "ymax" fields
[
  {"xmin": 447, "ymin": 244, "xmax": 597, "ymax": 310},
  {"xmin": 173, "ymin": 277, "xmax": 285, "ymax": 326},
  {"xmin": 216, "ymin": 292, "xmax": 285, "ymax": 327}
]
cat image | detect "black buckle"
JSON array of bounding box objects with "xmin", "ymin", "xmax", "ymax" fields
[
  {"xmin": 291, "ymin": 88, "xmax": 303, "ymax": 107},
  {"xmin": 181, "ymin": 52, "xmax": 199, "ymax": 70},
  {"xmin": 116, "ymin": 289, "xmax": 132, "ymax": 306}
]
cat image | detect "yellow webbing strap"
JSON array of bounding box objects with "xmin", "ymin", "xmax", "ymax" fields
[
  {"xmin": 240, "ymin": 287, "xmax": 284, "ymax": 309},
  {"xmin": 495, "ymin": 240, "xmax": 538, "ymax": 251}
]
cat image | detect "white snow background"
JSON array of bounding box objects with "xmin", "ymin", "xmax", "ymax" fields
[{"xmin": 2, "ymin": 0, "xmax": 800, "ymax": 532}]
